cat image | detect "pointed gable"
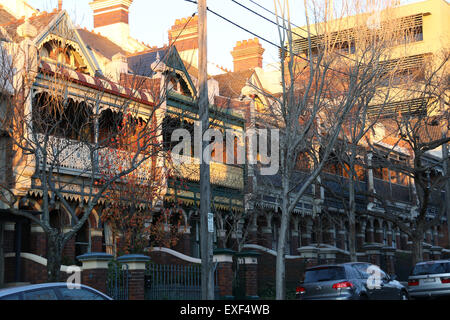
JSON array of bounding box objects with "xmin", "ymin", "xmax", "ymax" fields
[
  {"xmin": 29, "ymin": 10, "xmax": 101, "ymax": 76},
  {"xmin": 128, "ymin": 46, "xmax": 197, "ymax": 97}
]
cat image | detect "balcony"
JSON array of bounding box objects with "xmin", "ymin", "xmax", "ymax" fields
[
  {"xmin": 373, "ymin": 178, "xmax": 412, "ymax": 203},
  {"xmin": 171, "ymin": 155, "xmax": 244, "ymax": 191},
  {"xmin": 36, "ymin": 134, "xmax": 153, "ymax": 182}
]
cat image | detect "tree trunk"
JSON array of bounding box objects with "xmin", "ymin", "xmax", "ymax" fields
[
  {"xmin": 348, "ymin": 175, "xmax": 357, "ymax": 262},
  {"xmin": 46, "ymin": 233, "xmax": 63, "ymax": 282},
  {"xmin": 411, "ymin": 235, "xmax": 424, "ymax": 267},
  {"xmin": 276, "ymin": 192, "xmax": 289, "ymax": 300}
]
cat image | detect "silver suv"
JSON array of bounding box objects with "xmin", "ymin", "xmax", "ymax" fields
[
  {"xmin": 408, "ymin": 260, "xmax": 450, "ymax": 299},
  {"xmin": 296, "ymin": 262, "xmax": 408, "ymax": 300}
]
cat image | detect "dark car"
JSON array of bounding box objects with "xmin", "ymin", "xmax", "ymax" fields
[
  {"xmin": 296, "ymin": 262, "xmax": 409, "ymax": 300},
  {"xmin": 408, "ymin": 260, "xmax": 450, "ymax": 299},
  {"xmin": 0, "ymin": 283, "xmax": 113, "ymax": 300}
]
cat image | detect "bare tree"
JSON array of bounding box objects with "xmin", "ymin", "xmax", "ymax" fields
[
  {"xmin": 244, "ymin": 0, "xmax": 407, "ymax": 299},
  {"xmin": 365, "ymin": 49, "xmax": 449, "ymax": 266}
]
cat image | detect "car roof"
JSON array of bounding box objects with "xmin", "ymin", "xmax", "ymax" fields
[
  {"xmin": 0, "ymin": 283, "xmax": 108, "ymax": 297},
  {"xmin": 306, "ymin": 262, "xmax": 370, "ymax": 271},
  {"xmin": 415, "ymin": 259, "xmax": 450, "ymax": 266}
]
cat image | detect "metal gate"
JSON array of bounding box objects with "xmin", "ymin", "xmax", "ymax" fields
[
  {"xmin": 145, "ymin": 264, "xmax": 219, "ymax": 300},
  {"xmin": 107, "ymin": 261, "xmax": 129, "ymax": 300}
]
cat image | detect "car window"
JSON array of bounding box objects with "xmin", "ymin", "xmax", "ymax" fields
[
  {"xmin": 351, "ymin": 264, "xmax": 372, "ymax": 279},
  {"xmin": 304, "ymin": 266, "xmax": 346, "ymax": 283},
  {"xmin": 412, "ymin": 262, "xmax": 450, "ymax": 276},
  {"xmin": 0, "ymin": 293, "xmax": 21, "ymax": 300},
  {"xmin": 56, "ymin": 287, "xmax": 107, "ymax": 300},
  {"xmin": 352, "ymin": 264, "xmax": 387, "ymax": 280},
  {"xmin": 23, "ymin": 288, "xmax": 58, "ymax": 300}
]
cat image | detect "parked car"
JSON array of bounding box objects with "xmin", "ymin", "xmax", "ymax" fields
[
  {"xmin": 408, "ymin": 260, "xmax": 450, "ymax": 299},
  {"xmin": 296, "ymin": 262, "xmax": 409, "ymax": 300},
  {"xmin": 0, "ymin": 283, "xmax": 113, "ymax": 300}
]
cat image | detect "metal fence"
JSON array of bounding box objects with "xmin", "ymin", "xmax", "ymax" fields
[
  {"xmin": 145, "ymin": 264, "xmax": 219, "ymax": 300},
  {"xmin": 107, "ymin": 261, "xmax": 129, "ymax": 300}
]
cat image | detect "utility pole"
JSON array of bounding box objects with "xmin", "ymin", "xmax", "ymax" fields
[{"xmin": 198, "ymin": 0, "xmax": 214, "ymax": 300}]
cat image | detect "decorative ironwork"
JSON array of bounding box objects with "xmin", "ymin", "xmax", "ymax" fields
[
  {"xmin": 107, "ymin": 261, "xmax": 129, "ymax": 300},
  {"xmin": 145, "ymin": 263, "xmax": 219, "ymax": 300}
]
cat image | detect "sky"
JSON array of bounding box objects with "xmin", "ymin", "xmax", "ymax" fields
[{"xmin": 27, "ymin": 0, "xmax": 418, "ymax": 71}]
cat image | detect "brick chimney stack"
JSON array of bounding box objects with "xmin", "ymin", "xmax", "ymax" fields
[
  {"xmin": 231, "ymin": 38, "xmax": 265, "ymax": 72},
  {"xmin": 90, "ymin": 0, "xmax": 132, "ymax": 29},
  {"xmin": 168, "ymin": 15, "xmax": 199, "ymax": 68},
  {"xmin": 89, "ymin": 0, "xmax": 133, "ymax": 50}
]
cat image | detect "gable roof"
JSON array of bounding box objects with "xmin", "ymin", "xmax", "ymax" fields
[
  {"xmin": 77, "ymin": 28, "xmax": 129, "ymax": 60},
  {"xmin": 128, "ymin": 48, "xmax": 170, "ymax": 77},
  {"xmin": 212, "ymin": 69, "xmax": 255, "ymax": 99},
  {"xmin": 128, "ymin": 46, "xmax": 197, "ymax": 96},
  {"xmin": 0, "ymin": 10, "xmax": 59, "ymax": 42},
  {"xmin": 0, "ymin": 6, "xmax": 15, "ymax": 25}
]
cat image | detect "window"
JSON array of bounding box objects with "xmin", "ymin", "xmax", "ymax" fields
[
  {"xmin": 304, "ymin": 266, "xmax": 346, "ymax": 283},
  {"xmin": 352, "ymin": 263, "xmax": 372, "ymax": 279},
  {"xmin": 56, "ymin": 287, "xmax": 107, "ymax": 300},
  {"xmin": 23, "ymin": 289, "xmax": 58, "ymax": 300},
  {"xmin": 0, "ymin": 293, "xmax": 21, "ymax": 300},
  {"xmin": 411, "ymin": 262, "xmax": 450, "ymax": 276}
]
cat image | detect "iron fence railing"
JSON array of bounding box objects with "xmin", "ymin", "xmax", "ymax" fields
[
  {"xmin": 107, "ymin": 261, "xmax": 129, "ymax": 300},
  {"xmin": 145, "ymin": 264, "xmax": 219, "ymax": 300}
]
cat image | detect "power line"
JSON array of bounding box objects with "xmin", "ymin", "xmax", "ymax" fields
[
  {"xmin": 184, "ymin": 0, "xmax": 349, "ymax": 76},
  {"xmin": 246, "ymin": 0, "xmax": 301, "ymax": 28},
  {"xmin": 231, "ymin": 0, "xmax": 358, "ymax": 65}
]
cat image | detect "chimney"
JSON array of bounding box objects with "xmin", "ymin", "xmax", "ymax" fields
[
  {"xmin": 89, "ymin": 0, "xmax": 133, "ymax": 49},
  {"xmin": 168, "ymin": 15, "xmax": 199, "ymax": 68},
  {"xmin": 231, "ymin": 38, "xmax": 265, "ymax": 72}
]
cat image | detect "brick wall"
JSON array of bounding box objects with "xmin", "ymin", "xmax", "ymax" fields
[{"xmin": 4, "ymin": 256, "xmax": 72, "ymax": 284}]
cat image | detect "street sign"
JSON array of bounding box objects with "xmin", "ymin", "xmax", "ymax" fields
[{"xmin": 208, "ymin": 213, "xmax": 214, "ymax": 233}]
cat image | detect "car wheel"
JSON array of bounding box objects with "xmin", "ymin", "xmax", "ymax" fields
[{"xmin": 359, "ymin": 294, "xmax": 369, "ymax": 300}]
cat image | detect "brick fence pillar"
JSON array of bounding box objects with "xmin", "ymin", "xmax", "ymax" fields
[
  {"xmin": 430, "ymin": 246, "xmax": 443, "ymax": 260},
  {"xmin": 363, "ymin": 243, "xmax": 383, "ymax": 266},
  {"xmin": 77, "ymin": 253, "xmax": 113, "ymax": 295},
  {"xmin": 319, "ymin": 247, "xmax": 338, "ymax": 265},
  {"xmin": 117, "ymin": 254, "xmax": 150, "ymax": 300},
  {"xmin": 235, "ymin": 251, "xmax": 260, "ymax": 299},
  {"xmin": 260, "ymin": 227, "xmax": 272, "ymax": 249},
  {"xmin": 423, "ymin": 243, "xmax": 432, "ymax": 261},
  {"xmin": 297, "ymin": 246, "xmax": 319, "ymax": 268},
  {"xmin": 213, "ymin": 249, "xmax": 235, "ymax": 299}
]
